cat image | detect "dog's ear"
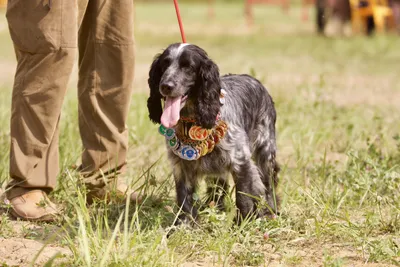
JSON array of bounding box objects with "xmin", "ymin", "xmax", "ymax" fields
[
  {"xmin": 147, "ymin": 54, "xmax": 163, "ymax": 124},
  {"xmin": 195, "ymin": 57, "xmax": 221, "ymax": 129}
]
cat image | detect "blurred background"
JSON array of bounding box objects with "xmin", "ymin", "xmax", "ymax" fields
[{"xmin": 0, "ymin": 0, "xmax": 398, "ymax": 92}]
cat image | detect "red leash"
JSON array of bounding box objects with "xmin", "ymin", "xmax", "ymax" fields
[{"xmin": 173, "ymin": 0, "xmax": 187, "ymax": 43}]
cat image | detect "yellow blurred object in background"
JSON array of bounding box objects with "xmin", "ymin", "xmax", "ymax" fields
[{"xmin": 350, "ymin": 0, "xmax": 395, "ymax": 33}]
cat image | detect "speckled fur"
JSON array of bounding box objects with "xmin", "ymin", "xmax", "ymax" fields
[{"xmin": 147, "ymin": 43, "xmax": 279, "ymax": 224}]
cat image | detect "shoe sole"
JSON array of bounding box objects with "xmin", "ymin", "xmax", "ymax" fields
[{"xmin": 9, "ymin": 208, "xmax": 59, "ymax": 223}]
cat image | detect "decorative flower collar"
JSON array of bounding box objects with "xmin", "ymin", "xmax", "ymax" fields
[{"xmin": 158, "ymin": 89, "xmax": 228, "ymax": 161}]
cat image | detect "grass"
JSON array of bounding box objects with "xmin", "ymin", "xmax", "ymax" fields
[{"xmin": 0, "ymin": 2, "xmax": 400, "ymax": 266}]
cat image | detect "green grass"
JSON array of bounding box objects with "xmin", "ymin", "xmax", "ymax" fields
[{"xmin": 1, "ymin": 2, "xmax": 400, "ymax": 266}]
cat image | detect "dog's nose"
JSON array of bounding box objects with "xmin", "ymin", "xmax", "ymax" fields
[{"xmin": 160, "ymin": 82, "xmax": 175, "ymax": 94}]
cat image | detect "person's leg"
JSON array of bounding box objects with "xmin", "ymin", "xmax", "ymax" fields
[
  {"xmin": 78, "ymin": 0, "xmax": 138, "ymax": 202},
  {"xmin": 393, "ymin": 1, "xmax": 400, "ymax": 33},
  {"xmin": 5, "ymin": 0, "xmax": 77, "ymax": 220}
]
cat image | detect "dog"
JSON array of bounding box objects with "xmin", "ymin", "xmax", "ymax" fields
[{"xmin": 147, "ymin": 43, "xmax": 279, "ymax": 224}]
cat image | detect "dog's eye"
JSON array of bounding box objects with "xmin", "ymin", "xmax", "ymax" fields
[{"xmin": 180, "ymin": 59, "xmax": 191, "ymax": 69}]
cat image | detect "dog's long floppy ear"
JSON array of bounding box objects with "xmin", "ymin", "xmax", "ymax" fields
[
  {"xmin": 147, "ymin": 54, "xmax": 163, "ymax": 124},
  {"xmin": 195, "ymin": 56, "xmax": 221, "ymax": 129}
]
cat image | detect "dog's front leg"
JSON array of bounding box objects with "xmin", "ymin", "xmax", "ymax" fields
[{"xmin": 174, "ymin": 166, "xmax": 198, "ymax": 226}]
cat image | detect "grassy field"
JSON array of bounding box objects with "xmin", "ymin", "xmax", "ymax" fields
[{"xmin": 1, "ymin": 3, "xmax": 400, "ymax": 266}]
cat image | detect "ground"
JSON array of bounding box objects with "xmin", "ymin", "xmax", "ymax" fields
[{"xmin": 0, "ymin": 3, "xmax": 400, "ymax": 267}]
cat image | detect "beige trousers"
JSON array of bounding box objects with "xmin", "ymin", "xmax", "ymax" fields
[{"xmin": 6, "ymin": 0, "xmax": 135, "ymax": 199}]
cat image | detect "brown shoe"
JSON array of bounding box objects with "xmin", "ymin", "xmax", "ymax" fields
[
  {"xmin": 5, "ymin": 190, "xmax": 59, "ymax": 222},
  {"xmin": 86, "ymin": 181, "xmax": 144, "ymax": 204}
]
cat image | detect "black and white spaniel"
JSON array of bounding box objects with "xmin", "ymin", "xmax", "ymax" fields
[{"xmin": 147, "ymin": 43, "xmax": 280, "ymax": 224}]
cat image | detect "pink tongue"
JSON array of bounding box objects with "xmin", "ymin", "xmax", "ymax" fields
[{"xmin": 161, "ymin": 96, "xmax": 182, "ymax": 128}]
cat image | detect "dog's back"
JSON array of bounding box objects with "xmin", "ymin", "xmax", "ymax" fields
[{"xmin": 220, "ymin": 74, "xmax": 277, "ymax": 147}]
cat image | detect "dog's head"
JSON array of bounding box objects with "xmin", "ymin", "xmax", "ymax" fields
[{"xmin": 147, "ymin": 43, "xmax": 221, "ymax": 129}]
